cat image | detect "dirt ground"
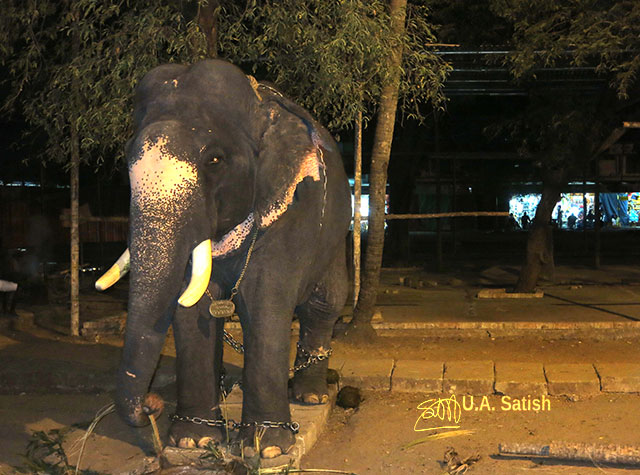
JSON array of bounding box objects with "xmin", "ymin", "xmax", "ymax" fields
[
  {"xmin": 1, "ymin": 329, "xmax": 640, "ymax": 474},
  {"xmin": 3, "ymin": 383, "xmax": 638, "ymax": 474},
  {"xmin": 303, "ymin": 391, "xmax": 640, "ymax": 474},
  {"xmin": 2, "ymin": 265, "xmax": 640, "ymax": 474}
]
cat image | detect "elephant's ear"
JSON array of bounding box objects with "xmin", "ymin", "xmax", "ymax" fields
[{"xmin": 253, "ymin": 83, "xmax": 334, "ymax": 228}]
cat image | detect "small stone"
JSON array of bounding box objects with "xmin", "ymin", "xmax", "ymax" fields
[{"xmin": 337, "ymin": 386, "xmax": 362, "ymax": 409}]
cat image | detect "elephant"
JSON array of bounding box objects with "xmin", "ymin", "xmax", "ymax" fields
[{"xmin": 95, "ymin": 59, "xmax": 351, "ymax": 458}]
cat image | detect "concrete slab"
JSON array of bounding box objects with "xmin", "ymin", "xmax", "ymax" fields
[
  {"xmin": 595, "ymin": 363, "xmax": 640, "ymax": 393},
  {"xmin": 544, "ymin": 363, "xmax": 600, "ymax": 400},
  {"xmin": 162, "ymin": 385, "xmax": 337, "ymax": 471},
  {"xmin": 443, "ymin": 360, "xmax": 494, "ymax": 395},
  {"xmin": 494, "ymin": 362, "xmax": 547, "ymax": 397},
  {"xmin": 330, "ymin": 358, "xmax": 394, "ymax": 390},
  {"xmin": 391, "ymin": 360, "xmax": 443, "ymax": 393}
]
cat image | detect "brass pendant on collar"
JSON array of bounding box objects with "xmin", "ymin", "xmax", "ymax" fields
[{"xmin": 209, "ymin": 300, "xmax": 235, "ymax": 318}]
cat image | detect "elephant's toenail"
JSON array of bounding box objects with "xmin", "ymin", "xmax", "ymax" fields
[
  {"xmin": 303, "ymin": 393, "xmax": 320, "ymax": 404},
  {"xmin": 320, "ymin": 394, "xmax": 329, "ymax": 404},
  {"xmin": 261, "ymin": 446, "xmax": 282, "ymax": 459},
  {"xmin": 197, "ymin": 436, "xmax": 214, "ymax": 448},
  {"xmin": 178, "ymin": 437, "xmax": 196, "ymax": 448}
]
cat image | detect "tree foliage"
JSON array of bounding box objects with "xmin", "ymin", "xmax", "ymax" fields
[
  {"xmin": 491, "ymin": 0, "xmax": 640, "ymax": 98},
  {"xmin": 217, "ymin": 0, "xmax": 450, "ymax": 131},
  {"xmin": 0, "ymin": 0, "xmax": 207, "ymax": 167}
]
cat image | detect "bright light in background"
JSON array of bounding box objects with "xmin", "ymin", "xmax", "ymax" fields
[{"xmin": 351, "ymin": 194, "xmax": 370, "ymax": 217}]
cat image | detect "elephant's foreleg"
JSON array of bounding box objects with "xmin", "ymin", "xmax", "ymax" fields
[
  {"xmin": 292, "ymin": 247, "xmax": 348, "ymax": 405},
  {"xmin": 238, "ymin": 304, "xmax": 296, "ymax": 458},
  {"xmin": 169, "ymin": 296, "xmax": 225, "ymax": 448}
]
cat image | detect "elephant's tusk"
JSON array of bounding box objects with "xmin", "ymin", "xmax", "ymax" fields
[
  {"xmin": 178, "ymin": 239, "xmax": 212, "ymax": 307},
  {"xmin": 95, "ymin": 248, "xmax": 131, "ymax": 291}
]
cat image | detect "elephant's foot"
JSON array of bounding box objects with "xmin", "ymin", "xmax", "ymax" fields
[
  {"xmin": 168, "ymin": 409, "xmax": 227, "ymax": 449},
  {"xmin": 238, "ymin": 426, "xmax": 296, "ymax": 459},
  {"xmin": 291, "ymin": 357, "xmax": 329, "ymax": 405}
]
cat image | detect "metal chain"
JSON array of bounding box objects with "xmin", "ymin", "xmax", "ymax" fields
[
  {"xmin": 219, "ymin": 367, "xmax": 242, "ymax": 398},
  {"xmin": 223, "ymin": 329, "xmax": 245, "ymax": 354},
  {"xmin": 170, "ymin": 414, "xmax": 300, "ymax": 434},
  {"xmin": 291, "ymin": 342, "xmax": 333, "ymax": 373},
  {"xmin": 221, "ymin": 332, "xmax": 332, "ymax": 374},
  {"xmin": 205, "ymin": 222, "xmax": 258, "ymax": 306},
  {"xmin": 229, "ymin": 225, "xmax": 258, "ymax": 299}
]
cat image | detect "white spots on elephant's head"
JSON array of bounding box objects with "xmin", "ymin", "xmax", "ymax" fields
[
  {"xmin": 128, "ymin": 135, "xmax": 199, "ymax": 291},
  {"xmin": 260, "ymin": 148, "xmax": 324, "ymax": 228},
  {"xmin": 172, "ymin": 79, "xmax": 178, "ymax": 88},
  {"xmin": 130, "ymin": 136, "xmax": 197, "ymax": 205},
  {"xmin": 126, "ymin": 371, "xmax": 137, "ymax": 379}
]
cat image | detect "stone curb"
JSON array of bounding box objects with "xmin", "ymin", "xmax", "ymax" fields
[
  {"xmin": 330, "ymin": 358, "xmax": 394, "ymax": 390},
  {"xmin": 544, "ymin": 363, "xmax": 600, "ymax": 400},
  {"xmin": 340, "ymin": 358, "xmax": 640, "ymax": 398},
  {"xmin": 595, "ymin": 363, "xmax": 640, "ymax": 393},
  {"xmin": 477, "ymin": 288, "xmax": 544, "ymax": 299},
  {"xmin": 222, "ymin": 320, "xmax": 640, "ymax": 331}
]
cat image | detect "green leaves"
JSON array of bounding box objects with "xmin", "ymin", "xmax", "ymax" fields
[
  {"xmin": 1, "ymin": 0, "xmax": 207, "ymax": 168},
  {"xmin": 217, "ymin": 0, "xmax": 449, "ymax": 131},
  {"xmin": 491, "ymin": 0, "xmax": 640, "ymax": 98},
  {"xmin": 1, "ymin": 0, "xmax": 452, "ymax": 167}
]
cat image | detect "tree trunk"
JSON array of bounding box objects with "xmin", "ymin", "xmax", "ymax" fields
[
  {"xmin": 70, "ymin": 134, "xmax": 80, "ymax": 336},
  {"xmin": 353, "ymin": 111, "xmax": 363, "ymax": 307},
  {"xmin": 514, "ymin": 169, "xmax": 564, "ymax": 293},
  {"xmin": 346, "ymin": 0, "xmax": 407, "ymax": 337},
  {"xmin": 198, "ymin": 0, "xmax": 219, "ymax": 58},
  {"xmin": 69, "ymin": 7, "xmax": 81, "ymax": 337}
]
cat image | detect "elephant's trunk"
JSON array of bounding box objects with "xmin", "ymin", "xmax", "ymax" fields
[
  {"xmin": 114, "ymin": 126, "xmax": 211, "ymax": 426},
  {"xmin": 115, "ymin": 225, "xmax": 191, "ymax": 426}
]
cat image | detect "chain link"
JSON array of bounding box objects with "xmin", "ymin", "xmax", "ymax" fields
[
  {"xmin": 290, "ymin": 342, "xmax": 333, "ymax": 373},
  {"xmin": 170, "ymin": 414, "xmax": 300, "ymax": 434},
  {"xmin": 223, "ymin": 329, "xmax": 245, "ymax": 354},
  {"xmin": 221, "ymin": 332, "xmax": 332, "ymax": 374}
]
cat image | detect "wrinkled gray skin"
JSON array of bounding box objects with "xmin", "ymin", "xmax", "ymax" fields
[{"xmin": 116, "ymin": 60, "xmax": 350, "ymax": 457}]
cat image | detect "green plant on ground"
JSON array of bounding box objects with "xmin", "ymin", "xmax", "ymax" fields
[{"xmin": 14, "ymin": 428, "xmax": 103, "ymax": 475}]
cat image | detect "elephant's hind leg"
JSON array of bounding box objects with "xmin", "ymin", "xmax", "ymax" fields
[
  {"xmin": 169, "ymin": 291, "xmax": 226, "ymax": 449},
  {"xmin": 292, "ymin": 246, "xmax": 348, "ymax": 405}
]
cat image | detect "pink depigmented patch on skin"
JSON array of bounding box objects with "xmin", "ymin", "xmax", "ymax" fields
[
  {"xmin": 130, "ymin": 136, "xmax": 197, "ymax": 201},
  {"xmin": 210, "ymin": 148, "xmax": 324, "ymax": 258},
  {"xmin": 129, "ymin": 136, "xmax": 198, "ymax": 291},
  {"xmin": 212, "ymin": 214, "xmax": 255, "ymax": 258},
  {"xmin": 259, "ymin": 149, "xmax": 324, "ymax": 228}
]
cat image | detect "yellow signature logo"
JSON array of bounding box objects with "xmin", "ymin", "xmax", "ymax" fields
[{"xmin": 414, "ymin": 395, "xmax": 462, "ymax": 432}]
